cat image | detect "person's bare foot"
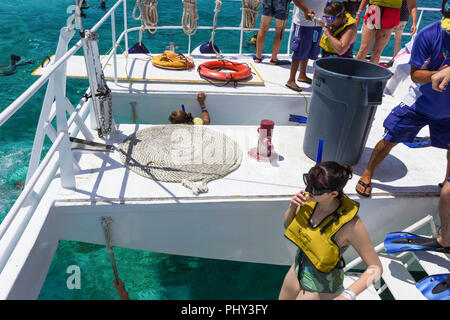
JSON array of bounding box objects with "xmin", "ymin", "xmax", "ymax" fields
[
  {"xmin": 437, "ymin": 237, "xmax": 450, "ymax": 248},
  {"xmin": 197, "ymin": 92, "xmax": 206, "ymax": 105}
]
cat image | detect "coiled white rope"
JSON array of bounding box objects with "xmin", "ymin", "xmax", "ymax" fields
[
  {"xmin": 241, "ymin": 0, "xmax": 262, "ymax": 32},
  {"xmin": 118, "ymin": 125, "xmax": 243, "ymax": 195},
  {"xmin": 181, "ymin": 0, "xmax": 198, "ymax": 36},
  {"xmin": 133, "ymin": 0, "xmax": 158, "ymax": 35}
]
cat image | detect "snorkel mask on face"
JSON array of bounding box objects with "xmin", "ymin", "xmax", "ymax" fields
[{"xmin": 322, "ymin": 1, "xmax": 345, "ymax": 27}]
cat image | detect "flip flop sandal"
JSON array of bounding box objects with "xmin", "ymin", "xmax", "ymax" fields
[
  {"xmin": 356, "ymin": 180, "xmax": 372, "ymax": 197},
  {"xmin": 253, "ymin": 56, "xmax": 262, "ymax": 63},
  {"xmin": 270, "ymin": 59, "xmax": 290, "ymax": 65},
  {"xmin": 297, "ymin": 78, "xmax": 312, "ymax": 84},
  {"xmin": 285, "ymin": 83, "xmax": 302, "ymax": 92}
]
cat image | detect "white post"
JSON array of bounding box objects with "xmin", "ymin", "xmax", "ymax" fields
[
  {"xmin": 239, "ymin": 8, "xmax": 244, "ymax": 56},
  {"xmin": 111, "ymin": 11, "xmax": 118, "ymax": 85},
  {"xmin": 54, "ymin": 27, "xmax": 76, "ymax": 189},
  {"xmin": 26, "ymin": 27, "xmax": 76, "ymax": 189},
  {"xmin": 123, "ymin": 0, "xmax": 129, "ymax": 55}
]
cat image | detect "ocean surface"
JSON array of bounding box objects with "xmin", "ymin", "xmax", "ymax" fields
[{"xmin": 0, "ymin": 0, "xmax": 443, "ymax": 300}]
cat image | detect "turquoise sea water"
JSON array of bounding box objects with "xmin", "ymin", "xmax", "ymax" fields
[{"xmin": 0, "ymin": 0, "xmax": 443, "ymax": 300}]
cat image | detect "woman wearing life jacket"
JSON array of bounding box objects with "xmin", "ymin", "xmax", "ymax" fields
[
  {"xmin": 319, "ymin": 1, "xmax": 358, "ymax": 58},
  {"xmin": 169, "ymin": 92, "xmax": 210, "ymax": 125},
  {"xmin": 279, "ymin": 162, "xmax": 382, "ymax": 300}
]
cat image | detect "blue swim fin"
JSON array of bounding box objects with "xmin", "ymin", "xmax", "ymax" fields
[
  {"xmin": 403, "ymin": 136, "xmax": 431, "ymax": 148},
  {"xmin": 416, "ymin": 273, "xmax": 450, "ymax": 300},
  {"xmin": 288, "ymin": 114, "xmax": 307, "ymax": 123},
  {"xmin": 384, "ymin": 232, "xmax": 450, "ymax": 254}
]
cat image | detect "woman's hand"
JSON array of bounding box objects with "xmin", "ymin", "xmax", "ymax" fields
[
  {"xmin": 284, "ymin": 190, "xmax": 309, "ymax": 228},
  {"xmin": 290, "ymin": 190, "xmax": 309, "ymax": 207}
]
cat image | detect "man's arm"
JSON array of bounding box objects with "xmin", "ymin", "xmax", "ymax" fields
[
  {"xmin": 410, "ymin": 65, "xmax": 448, "ymax": 84},
  {"xmin": 292, "ymin": 0, "xmax": 314, "ymax": 21}
]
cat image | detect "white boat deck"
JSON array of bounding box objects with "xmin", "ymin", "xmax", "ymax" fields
[
  {"xmin": 34, "ymin": 53, "xmax": 316, "ymax": 96},
  {"xmin": 65, "ymin": 92, "xmax": 445, "ymax": 203},
  {"xmin": 34, "ymin": 52, "xmax": 444, "ymax": 201}
]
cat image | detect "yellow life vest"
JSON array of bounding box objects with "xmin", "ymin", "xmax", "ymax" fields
[
  {"xmin": 151, "ymin": 51, "xmax": 195, "ymax": 70},
  {"xmin": 369, "ymin": 0, "xmax": 403, "ymax": 9},
  {"xmin": 193, "ymin": 117, "xmax": 204, "ymax": 125},
  {"xmin": 319, "ymin": 12, "xmax": 356, "ymax": 54},
  {"xmin": 284, "ymin": 195, "xmax": 359, "ymax": 273}
]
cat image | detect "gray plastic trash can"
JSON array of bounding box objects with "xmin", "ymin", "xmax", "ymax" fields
[{"xmin": 303, "ymin": 57, "xmax": 393, "ymax": 165}]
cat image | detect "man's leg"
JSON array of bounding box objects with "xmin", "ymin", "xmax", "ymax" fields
[
  {"xmin": 256, "ymin": 15, "xmax": 272, "ymax": 61},
  {"xmin": 370, "ymin": 28, "xmax": 394, "ymax": 64},
  {"xmin": 297, "ymin": 59, "xmax": 310, "ymax": 82},
  {"xmin": 271, "ymin": 18, "xmax": 288, "ymax": 62},
  {"xmin": 286, "ymin": 59, "xmax": 302, "ymax": 91},
  {"xmin": 355, "ymin": 22, "xmax": 377, "ymax": 60},
  {"xmin": 356, "ymin": 139, "xmax": 397, "ymax": 196},
  {"xmin": 437, "ymin": 175, "xmax": 450, "ymax": 247}
]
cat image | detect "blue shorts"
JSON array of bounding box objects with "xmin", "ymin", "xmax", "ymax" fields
[
  {"xmin": 383, "ymin": 103, "xmax": 450, "ymax": 150},
  {"xmin": 262, "ymin": 0, "xmax": 291, "ymax": 20},
  {"xmin": 291, "ymin": 24, "xmax": 322, "ymax": 61}
]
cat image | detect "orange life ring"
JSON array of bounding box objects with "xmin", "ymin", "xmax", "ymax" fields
[{"xmin": 197, "ymin": 60, "xmax": 252, "ymax": 81}]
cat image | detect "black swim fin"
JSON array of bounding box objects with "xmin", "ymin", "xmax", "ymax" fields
[
  {"xmin": 11, "ymin": 55, "xmax": 21, "ymax": 66},
  {"xmin": 384, "ymin": 232, "xmax": 450, "ymax": 254},
  {"xmin": 416, "ymin": 273, "xmax": 450, "ymax": 300}
]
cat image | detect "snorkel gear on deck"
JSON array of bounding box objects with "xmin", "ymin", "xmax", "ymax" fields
[
  {"xmin": 384, "ymin": 232, "xmax": 450, "ymax": 254},
  {"xmin": 416, "ymin": 273, "xmax": 450, "ymax": 300}
]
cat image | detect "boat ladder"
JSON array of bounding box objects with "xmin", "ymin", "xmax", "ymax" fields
[{"xmin": 344, "ymin": 214, "xmax": 449, "ymax": 300}]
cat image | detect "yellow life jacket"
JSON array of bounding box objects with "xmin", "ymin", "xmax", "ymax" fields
[
  {"xmin": 193, "ymin": 117, "xmax": 204, "ymax": 125},
  {"xmin": 284, "ymin": 194, "xmax": 359, "ymax": 273},
  {"xmin": 151, "ymin": 51, "xmax": 195, "ymax": 70},
  {"xmin": 369, "ymin": 0, "xmax": 403, "ymax": 9},
  {"xmin": 319, "ymin": 12, "xmax": 356, "ymax": 54}
]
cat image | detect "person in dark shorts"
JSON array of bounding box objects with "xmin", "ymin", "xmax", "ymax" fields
[
  {"xmin": 356, "ymin": 0, "xmax": 450, "ymax": 199},
  {"xmin": 254, "ymin": 0, "xmax": 292, "ymax": 65},
  {"xmin": 285, "ymin": 0, "xmax": 328, "ymax": 92}
]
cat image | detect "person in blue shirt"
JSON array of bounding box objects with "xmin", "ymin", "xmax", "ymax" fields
[
  {"xmin": 355, "ymin": 0, "xmax": 450, "ymax": 250},
  {"xmin": 356, "ymin": 0, "xmax": 450, "ymax": 195}
]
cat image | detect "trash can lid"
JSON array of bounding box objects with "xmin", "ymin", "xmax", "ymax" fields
[{"xmin": 313, "ymin": 57, "xmax": 393, "ymax": 82}]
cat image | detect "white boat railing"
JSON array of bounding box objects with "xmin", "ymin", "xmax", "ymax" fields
[{"xmin": 0, "ymin": 0, "xmax": 127, "ymax": 272}]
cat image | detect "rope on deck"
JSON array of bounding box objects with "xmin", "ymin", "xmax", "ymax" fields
[{"xmin": 118, "ymin": 125, "xmax": 243, "ymax": 195}]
